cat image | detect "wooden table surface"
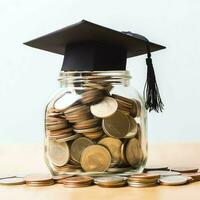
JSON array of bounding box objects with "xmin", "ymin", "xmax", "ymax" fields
[{"xmin": 0, "ymin": 143, "xmax": 200, "ymax": 200}]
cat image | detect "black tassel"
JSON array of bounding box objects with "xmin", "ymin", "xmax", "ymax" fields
[
  {"xmin": 144, "ymin": 56, "xmax": 164, "ymax": 112},
  {"xmin": 122, "ymin": 31, "xmax": 164, "ymax": 112}
]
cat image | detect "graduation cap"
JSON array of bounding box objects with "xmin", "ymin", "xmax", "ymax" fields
[{"xmin": 24, "ymin": 20, "xmax": 165, "ymax": 112}]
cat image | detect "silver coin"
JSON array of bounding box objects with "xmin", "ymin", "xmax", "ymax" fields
[
  {"xmin": 0, "ymin": 177, "xmax": 25, "ymax": 185},
  {"xmin": 159, "ymin": 175, "xmax": 188, "ymax": 186},
  {"xmin": 147, "ymin": 170, "xmax": 181, "ymax": 176}
]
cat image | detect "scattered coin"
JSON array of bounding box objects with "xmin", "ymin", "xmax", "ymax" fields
[
  {"xmin": 90, "ymin": 97, "xmax": 118, "ymax": 118},
  {"xmin": 98, "ymin": 137, "xmax": 122, "ymax": 164},
  {"xmin": 170, "ymin": 167, "xmax": 199, "ymax": 173},
  {"xmin": 0, "ymin": 177, "xmax": 25, "ymax": 185},
  {"xmin": 147, "ymin": 170, "xmax": 181, "ymax": 176},
  {"xmin": 70, "ymin": 137, "xmax": 94, "ymax": 163},
  {"xmin": 81, "ymin": 145, "xmax": 111, "ymax": 172},
  {"xmin": 103, "ymin": 111, "xmax": 130, "ymax": 138},
  {"xmin": 47, "ymin": 140, "xmax": 70, "ymax": 166},
  {"xmin": 182, "ymin": 172, "xmax": 200, "ymax": 182},
  {"xmin": 159, "ymin": 175, "xmax": 188, "ymax": 186}
]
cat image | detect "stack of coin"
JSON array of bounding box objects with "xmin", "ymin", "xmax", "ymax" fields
[
  {"xmin": 45, "ymin": 80, "xmax": 144, "ymax": 175},
  {"xmin": 128, "ymin": 173, "xmax": 160, "ymax": 187},
  {"xmin": 25, "ymin": 174, "xmax": 55, "ymax": 187},
  {"xmin": 63, "ymin": 176, "xmax": 93, "ymax": 187},
  {"xmin": 94, "ymin": 176, "xmax": 127, "ymax": 187}
]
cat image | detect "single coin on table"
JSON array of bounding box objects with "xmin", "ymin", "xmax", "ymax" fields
[
  {"xmin": 80, "ymin": 145, "xmax": 111, "ymax": 172},
  {"xmin": 98, "ymin": 137, "xmax": 122, "ymax": 164},
  {"xmin": 170, "ymin": 167, "xmax": 199, "ymax": 173},
  {"xmin": 47, "ymin": 140, "xmax": 70, "ymax": 167},
  {"xmin": 70, "ymin": 137, "xmax": 94, "ymax": 163},
  {"xmin": 103, "ymin": 111, "xmax": 130, "ymax": 138},
  {"xmin": 90, "ymin": 96, "xmax": 118, "ymax": 118},
  {"xmin": 0, "ymin": 177, "xmax": 25, "ymax": 185},
  {"xmin": 159, "ymin": 175, "xmax": 188, "ymax": 186}
]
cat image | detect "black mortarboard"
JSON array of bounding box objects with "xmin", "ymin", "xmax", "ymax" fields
[{"xmin": 24, "ymin": 20, "xmax": 166, "ymax": 112}]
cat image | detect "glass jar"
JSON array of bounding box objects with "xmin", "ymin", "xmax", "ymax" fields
[{"xmin": 44, "ymin": 70, "xmax": 147, "ymax": 176}]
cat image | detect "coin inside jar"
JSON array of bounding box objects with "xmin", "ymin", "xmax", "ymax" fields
[
  {"xmin": 90, "ymin": 96, "xmax": 118, "ymax": 118},
  {"xmin": 70, "ymin": 137, "xmax": 94, "ymax": 163},
  {"xmin": 47, "ymin": 140, "xmax": 69, "ymax": 167},
  {"xmin": 103, "ymin": 111, "xmax": 130, "ymax": 138},
  {"xmin": 126, "ymin": 138, "xmax": 142, "ymax": 167},
  {"xmin": 125, "ymin": 116, "xmax": 137, "ymax": 138},
  {"xmin": 98, "ymin": 137, "xmax": 122, "ymax": 165},
  {"xmin": 80, "ymin": 145, "xmax": 111, "ymax": 172}
]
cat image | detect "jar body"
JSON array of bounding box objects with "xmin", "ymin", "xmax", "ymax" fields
[{"xmin": 44, "ymin": 71, "xmax": 147, "ymax": 176}]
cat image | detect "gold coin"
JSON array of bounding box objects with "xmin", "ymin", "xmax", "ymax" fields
[
  {"xmin": 56, "ymin": 134, "xmax": 79, "ymax": 143},
  {"xmin": 81, "ymin": 130, "xmax": 104, "ymax": 140},
  {"xmin": 103, "ymin": 111, "xmax": 130, "ymax": 138},
  {"xmin": 80, "ymin": 145, "xmax": 111, "ymax": 172},
  {"xmin": 129, "ymin": 173, "xmax": 160, "ymax": 180},
  {"xmin": 98, "ymin": 137, "xmax": 122, "ymax": 164},
  {"xmin": 70, "ymin": 137, "xmax": 94, "ymax": 163},
  {"xmin": 26, "ymin": 181, "xmax": 55, "ymax": 187},
  {"xmin": 47, "ymin": 127, "xmax": 73, "ymax": 136},
  {"xmin": 126, "ymin": 138, "xmax": 142, "ymax": 167},
  {"xmin": 48, "ymin": 132, "xmax": 73, "ymax": 140},
  {"xmin": 73, "ymin": 118, "xmax": 101, "ymax": 129},
  {"xmin": 46, "ymin": 117, "xmax": 66, "ymax": 123},
  {"xmin": 125, "ymin": 116, "xmax": 137, "ymax": 138},
  {"xmin": 90, "ymin": 97, "xmax": 118, "ymax": 118},
  {"xmin": 47, "ymin": 140, "xmax": 69, "ymax": 167},
  {"xmin": 120, "ymin": 142, "xmax": 129, "ymax": 166},
  {"xmin": 0, "ymin": 177, "xmax": 25, "ymax": 185},
  {"xmin": 46, "ymin": 123, "xmax": 67, "ymax": 131},
  {"xmin": 73, "ymin": 126, "xmax": 101, "ymax": 134}
]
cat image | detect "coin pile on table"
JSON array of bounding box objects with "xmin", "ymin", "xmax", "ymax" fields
[
  {"xmin": 0, "ymin": 167, "xmax": 200, "ymax": 188},
  {"xmin": 45, "ymin": 81, "xmax": 144, "ymax": 175}
]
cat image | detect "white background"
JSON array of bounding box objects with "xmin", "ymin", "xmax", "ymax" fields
[{"xmin": 0, "ymin": 0, "xmax": 200, "ymax": 144}]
